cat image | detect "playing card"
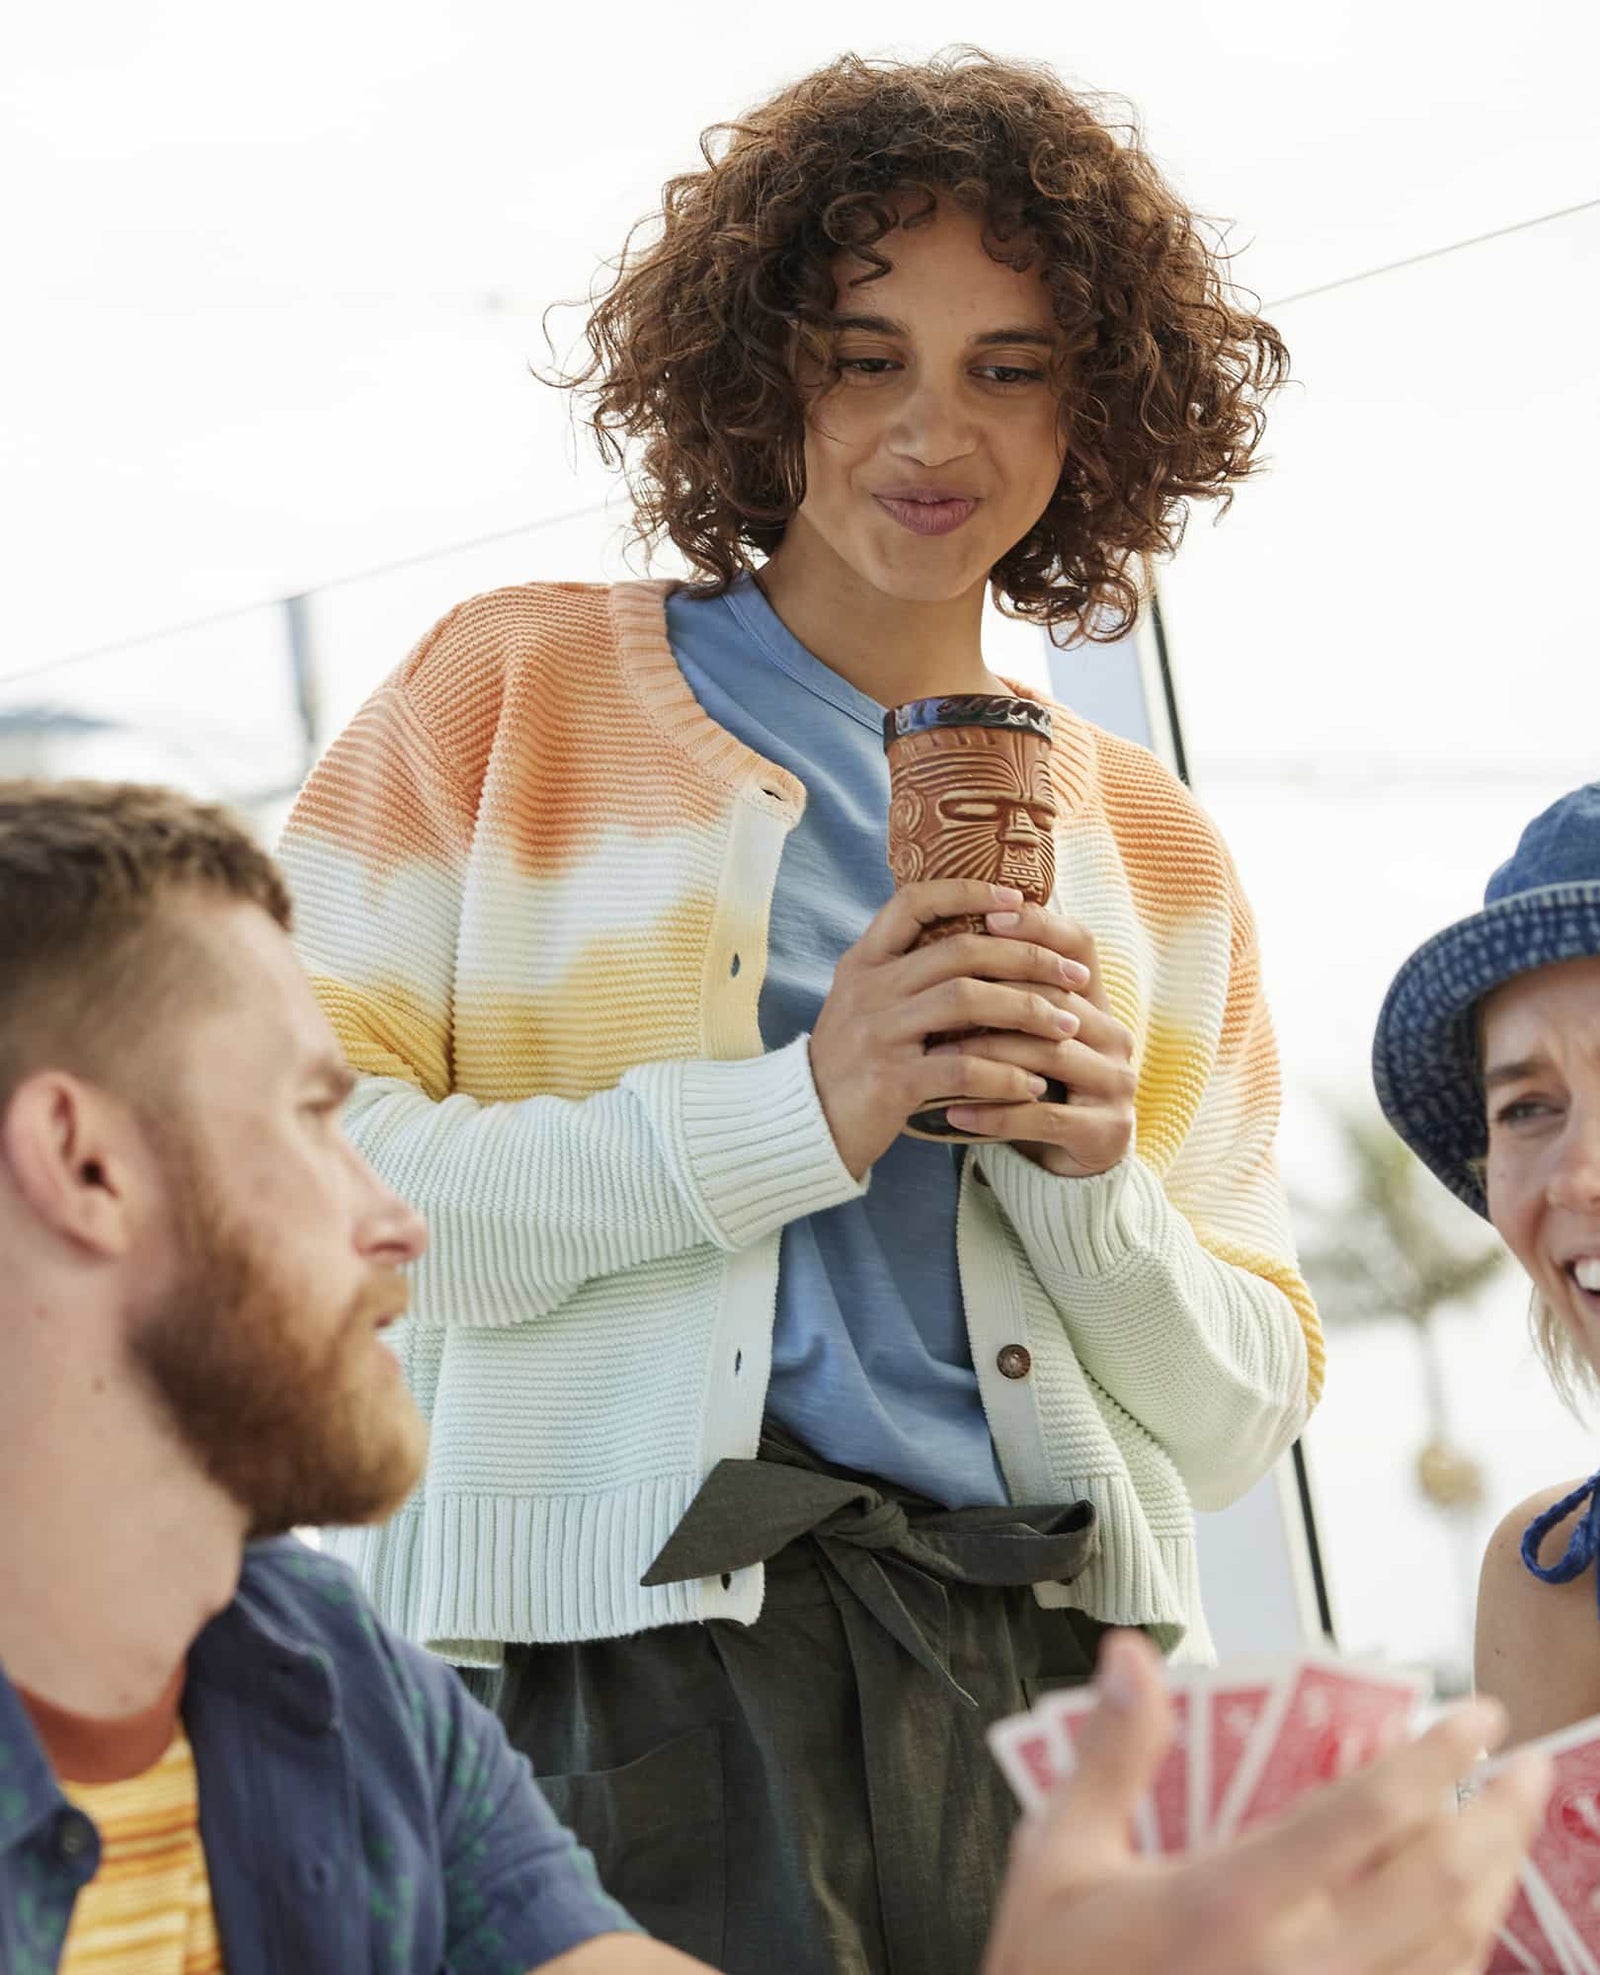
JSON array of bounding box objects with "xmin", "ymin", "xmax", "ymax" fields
[
  {"xmin": 1490, "ymin": 1862, "xmax": 1588, "ymax": 1974},
  {"xmin": 1486, "ymin": 1915, "xmax": 1544, "ymax": 1974},
  {"xmin": 986, "ymin": 1708, "xmax": 1062, "ymax": 1813},
  {"xmin": 1508, "ymin": 1715, "xmax": 1600, "ymax": 1975},
  {"xmin": 1034, "ymin": 1686, "xmax": 1162, "ymax": 1851},
  {"xmin": 1197, "ymin": 1657, "xmax": 1288, "ymax": 1844},
  {"xmin": 1215, "ymin": 1655, "xmax": 1427, "ymax": 1841},
  {"xmin": 1146, "ymin": 1683, "xmax": 1194, "ymax": 1852}
]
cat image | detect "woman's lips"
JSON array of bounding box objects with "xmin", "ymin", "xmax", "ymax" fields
[{"xmin": 874, "ymin": 493, "xmax": 979, "ymax": 538}]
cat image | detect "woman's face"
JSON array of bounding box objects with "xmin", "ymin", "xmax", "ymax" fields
[
  {"xmin": 1482, "ymin": 955, "xmax": 1600, "ymax": 1364},
  {"xmin": 789, "ymin": 202, "xmax": 1069, "ymax": 606}
]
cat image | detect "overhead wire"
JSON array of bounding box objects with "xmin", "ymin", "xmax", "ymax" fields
[
  {"xmin": 0, "ymin": 500, "xmax": 616, "ymax": 692},
  {"xmin": 1264, "ymin": 192, "xmax": 1600, "ymax": 310},
  {"xmin": 5, "ymin": 188, "xmax": 1599, "ymax": 693}
]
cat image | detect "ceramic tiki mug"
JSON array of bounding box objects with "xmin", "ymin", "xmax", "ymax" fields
[{"xmin": 882, "ymin": 695, "xmax": 1063, "ymax": 1142}]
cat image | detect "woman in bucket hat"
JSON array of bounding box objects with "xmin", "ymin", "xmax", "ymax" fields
[{"xmin": 1373, "ymin": 781, "xmax": 1600, "ymax": 1744}]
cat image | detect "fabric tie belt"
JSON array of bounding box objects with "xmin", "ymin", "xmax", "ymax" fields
[{"xmin": 643, "ymin": 1435, "xmax": 1099, "ymax": 1707}]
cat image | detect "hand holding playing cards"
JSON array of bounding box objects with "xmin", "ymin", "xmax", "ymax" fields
[{"xmin": 982, "ymin": 1632, "xmax": 1552, "ymax": 1975}]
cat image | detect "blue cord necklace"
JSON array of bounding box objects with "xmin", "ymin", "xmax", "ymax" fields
[{"xmin": 1522, "ymin": 1470, "xmax": 1600, "ymax": 1604}]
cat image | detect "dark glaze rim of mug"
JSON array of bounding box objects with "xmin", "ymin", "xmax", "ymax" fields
[{"xmin": 882, "ymin": 695, "xmax": 1054, "ymax": 750}]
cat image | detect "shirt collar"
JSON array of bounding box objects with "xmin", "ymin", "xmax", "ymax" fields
[
  {"xmin": 0, "ymin": 1539, "xmax": 339, "ymax": 1856},
  {"xmin": 0, "ymin": 1666, "xmax": 65, "ymax": 1855},
  {"xmin": 186, "ymin": 1541, "xmax": 339, "ymax": 1736}
]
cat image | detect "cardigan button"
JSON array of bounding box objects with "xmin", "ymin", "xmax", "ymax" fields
[{"xmin": 996, "ymin": 1344, "xmax": 1032, "ymax": 1380}]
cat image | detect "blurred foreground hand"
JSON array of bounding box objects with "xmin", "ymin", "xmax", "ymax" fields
[{"xmin": 982, "ymin": 1632, "xmax": 1551, "ymax": 1975}]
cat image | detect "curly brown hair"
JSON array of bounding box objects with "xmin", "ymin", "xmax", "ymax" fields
[{"xmin": 563, "ymin": 49, "xmax": 1288, "ymax": 639}]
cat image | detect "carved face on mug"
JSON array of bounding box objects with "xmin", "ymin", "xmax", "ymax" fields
[{"xmin": 886, "ymin": 725, "xmax": 1057, "ymax": 902}]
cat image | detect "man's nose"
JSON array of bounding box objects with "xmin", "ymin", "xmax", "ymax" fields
[{"xmin": 354, "ymin": 1150, "xmax": 430, "ymax": 1264}]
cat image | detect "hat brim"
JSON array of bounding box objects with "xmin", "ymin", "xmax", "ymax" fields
[{"xmin": 1372, "ymin": 882, "xmax": 1600, "ymax": 1217}]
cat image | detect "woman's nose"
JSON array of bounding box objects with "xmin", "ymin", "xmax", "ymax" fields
[
  {"xmin": 887, "ymin": 375, "xmax": 976, "ymax": 467},
  {"xmin": 1549, "ymin": 1109, "xmax": 1600, "ymax": 1212}
]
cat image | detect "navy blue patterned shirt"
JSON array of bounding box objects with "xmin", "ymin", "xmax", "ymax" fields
[{"xmin": 0, "ymin": 1538, "xmax": 635, "ymax": 1973}]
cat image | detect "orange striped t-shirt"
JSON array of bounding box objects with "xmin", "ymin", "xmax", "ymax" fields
[
  {"xmin": 18, "ymin": 1675, "xmax": 225, "ymax": 1974},
  {"xmin": 56, "ymin": 1729, "xmax": 225, "ymax": 1974}
]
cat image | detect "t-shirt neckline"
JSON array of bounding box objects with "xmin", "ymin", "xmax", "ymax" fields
[{"xmin": 720, "ymin": 574, "xmax": 889, "ymax": 738}]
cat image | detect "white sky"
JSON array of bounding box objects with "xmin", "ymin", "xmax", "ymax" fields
[{"xmin": 6, "ymin": 0, "xmax": 1600, "ymax": 1675}]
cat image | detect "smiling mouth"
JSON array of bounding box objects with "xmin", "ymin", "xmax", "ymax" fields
[
  {"xmin": 1568, "ymin": 1258, "xmax": 1600, "ymax": 1301},
  {"xmin": 874, "ymin": 493, "xmax": 980, "ymax": 538}
]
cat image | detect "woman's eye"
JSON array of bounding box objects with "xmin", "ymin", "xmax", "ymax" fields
[
  {"xmin": 1493, "ymin": 1098, "xmax": 1555, "ymax": 1126},
  {"xmin": 976, "ymin": 364, "xmax": 1047, "ymax": 386},
  {"xmin": 836, "ymin": 356, "xmax": 898, "ymax": 377}
]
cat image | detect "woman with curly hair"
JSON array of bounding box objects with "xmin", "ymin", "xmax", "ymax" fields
[{"xmin": 278, "ymin": 49, "xmax": 1321, "ymax": 1971}]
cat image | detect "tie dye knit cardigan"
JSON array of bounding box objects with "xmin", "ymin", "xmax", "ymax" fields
[{"xmin": 277, "ymin": 580, "xmax": 1322, "ymax": 1665}]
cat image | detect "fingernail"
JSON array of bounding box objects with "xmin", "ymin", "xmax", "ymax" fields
[
  {"xmin": 1061, "ymin": 960, "xmax": 1091, "ymax": 984},
  {"xmin": 1051, "ymin": 1008, "xmax": 1078, "ymax": 1031},
  {"xmin": 1098, "ymin": 1643, "xmax": 1140, "ymax": 1713},
  {"xmin": 987, "ymin": 911, "xmax": 1022, "ymax": 931},
  {"xmin": 1026, "ymin": 1075, "xmax": 1048, "ymax": 1096},
  {"xmin": 991, "ymin": 886, "xmax": 1024, "ymax": 904}
]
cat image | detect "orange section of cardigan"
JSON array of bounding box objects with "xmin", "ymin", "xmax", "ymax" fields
[{"xmin": 58, "ymin": 1728, "xmax": 226, "ymax": 1974}]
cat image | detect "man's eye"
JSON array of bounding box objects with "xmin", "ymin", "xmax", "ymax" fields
[
  {"xmin": 940, "ymin": 798, "xmax": 1003, "ymax": 820},
  {"xmin": 976, "ymin": 364, "xmax": 1047, "ymax": 385}
]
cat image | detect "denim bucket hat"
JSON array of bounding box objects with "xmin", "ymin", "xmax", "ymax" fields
[{"xmin": 1372, "ymin": 781, "xmax": 1600, "ymax": 1219}]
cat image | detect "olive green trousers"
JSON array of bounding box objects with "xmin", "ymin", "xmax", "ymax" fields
[{"xmin": 470, "ymin": 1428, "xmax": 1102, "ymax": 1975}]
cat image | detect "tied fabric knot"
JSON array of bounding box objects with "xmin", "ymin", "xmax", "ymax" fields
[
  {"xmin": 642, "ymin": 1454, "xmax": 1097, "ymax": 1708},
  {"xmin": 1521, "ymin": 1468, "xmax": 1600, "ymax": 1610}
]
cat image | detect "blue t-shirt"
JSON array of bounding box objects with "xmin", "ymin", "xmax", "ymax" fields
[
  {"xmin": 667, "ymin": 576, "xmax": 1007, "ymax": 1508},
  {"xmin": 0, "ymin": 1539, "xmax": 634, "ymax": 1974}
]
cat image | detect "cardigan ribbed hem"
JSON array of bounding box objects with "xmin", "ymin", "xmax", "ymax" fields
[
  {"xmin": 1030, "ymin": 1470, "xmax": 1212, "ymax": 1662},
  {"xmin": 628, "ymin": 1034, "xmax": 865, "ymax": 1252},
  {"xmin": 325, "ymin": 1477, "xmax": 768, "ymax": 1667},
  {"xmin": 326, "ymin": 1471, "xmax": 1207, "ymax": 1665}
]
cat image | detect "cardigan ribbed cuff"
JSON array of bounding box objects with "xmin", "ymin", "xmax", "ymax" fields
[
  {"xmin": 630, "ymin": 1034, "xmax": 865, "ymax": 1252},
  {"xmin": 976, "ymin": 1143, "xmax": 1171, "ymax": 1279}
]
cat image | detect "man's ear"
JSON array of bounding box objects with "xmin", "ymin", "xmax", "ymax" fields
[{"xmin": 0, "ymin": 1071, "xmax": 145, "ymax": 1259}]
